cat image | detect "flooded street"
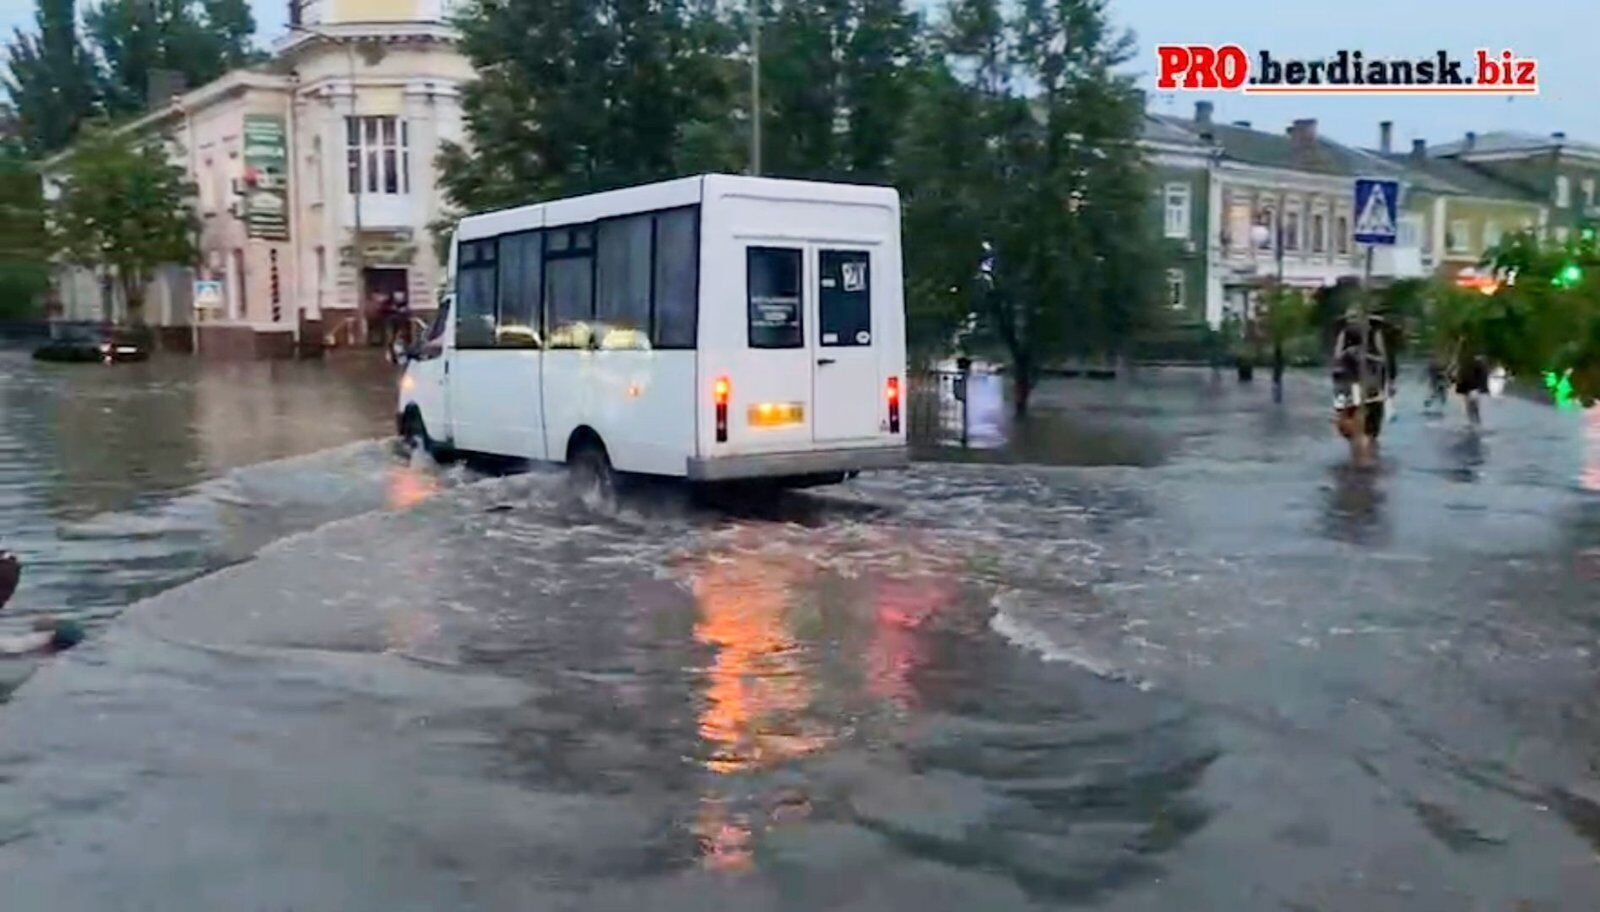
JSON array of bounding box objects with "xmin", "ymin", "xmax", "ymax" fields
[{"xmin": 3, "ymin": 351, "xmax": 1600, "ymax": 909}]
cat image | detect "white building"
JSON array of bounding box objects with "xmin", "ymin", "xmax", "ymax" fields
[{"xmin": 47, "ymin": 0, "xmax": 473, "ymax": 355}]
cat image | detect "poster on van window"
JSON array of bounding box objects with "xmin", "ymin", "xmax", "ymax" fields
[
  {"xmin": 819, "ymin": 250, "xmax": 871, "ymax": 346},
  {"xmin": 242, "ymin": 115, "xmax": 289, "ymax": 240}
]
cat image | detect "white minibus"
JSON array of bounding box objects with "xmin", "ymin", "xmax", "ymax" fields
[{"xmin": 397, "ymin": 174, "xmax": 908, "ymax": 489}]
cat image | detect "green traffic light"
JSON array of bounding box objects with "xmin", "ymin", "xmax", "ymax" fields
[{"xmin": 1554, "ymin": 263, "xmax": 1583, "ymax": 287}]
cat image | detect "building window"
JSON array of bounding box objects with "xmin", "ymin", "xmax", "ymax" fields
[
  {"xmin": 1163, "ymin": 183, "xmax": 1191, "ymax": 239},
  {"xmin": 1226, "ymin": 202, "xmax": 1251, "ymax": 251},
  {"xmin": 1398, "ymin": 216, "xmax": 1421, "ymax": 248},
  {"xmin": 1483, "ymin": 220, "xmax": 1502, "ymax": 249},
  {"xmin": 1447, "ymin": 219, "xmax": 1470, "ymax": 253},
  {"xmin": 1166, "ymin": 269, "xmax": 1185, "ymax": 310},
  {"xmin": 345, "ymin": 116, "xmax": 409, "ymax": 196},
  {"xmin": 1256, "ymin": 207, "xmax": 1275, "ymax": 251},
  {"xmin": 1583, "ymin": 178, "xmax": 1596, "ymax": 209},
  {"xmin": 1555, "ymin": 174, "xmax": 1570, "ymax": 208},
  {"xmin": 1283, "ymin": 210, "xmax": 1301, "ymax": 251},
  {"xmin": 1335, "ymin": 214, "xmax": 1351, "ymax": 254},
  {"xmin": 1311, "ymin": 212, "xmax": 1326, "ymax": 253}
]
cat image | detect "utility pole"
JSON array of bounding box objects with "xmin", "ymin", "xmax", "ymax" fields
[{"xmin": 750, "ymin": 0, "xmax": 762, "ymax": 176}]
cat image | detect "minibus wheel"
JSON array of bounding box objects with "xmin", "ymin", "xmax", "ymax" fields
[
  {"xmin": 401, "ymin": 407, "xmax": 455, "ymax": 462},
  {"xmin": 569, "ymin": 439, "xmax": 616, "ymax": 506}
]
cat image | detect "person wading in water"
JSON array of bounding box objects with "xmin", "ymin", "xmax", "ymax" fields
[
  {"xmin": 1330, "ymin": 309, "xmax": 1396, "ymax": 464},
  {"xmin": 0, "ymin": 551, "xmax": 85, "ymax": 656}
]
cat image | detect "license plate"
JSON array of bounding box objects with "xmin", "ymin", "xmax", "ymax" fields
[{"xmin": 747, "ymin": 402, "xmax": 805, "ymax": 427}]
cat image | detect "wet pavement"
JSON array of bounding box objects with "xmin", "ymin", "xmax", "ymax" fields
[{"xmin": 2, "ymin": 351, "xmax": 1600, "ymax": 909}]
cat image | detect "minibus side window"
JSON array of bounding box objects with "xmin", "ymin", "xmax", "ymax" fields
[
  {"xmin": 495, "ymin": 231, "xmax": 542, "ymax": 348},
  {"xmin": 652, "ymin": 207, "xmax": 697, "ymax": 349},
  {"xmin": 456, "ymin": 239, "xmax": 497, "ymax": 348},
  {"xmin": 818, "ymin": 250, "xmax": 871, "ymax": 346},
  {"xmin": 545, "ymin": 251, "xmax": 595, "ymax": 349},
  {"xmin": 748, "ymin": 247, "xmax": 802, "ymax": 349},
  {"xmin": 596, "ymin": 215, "xmax": 652, "ymax": 348}
]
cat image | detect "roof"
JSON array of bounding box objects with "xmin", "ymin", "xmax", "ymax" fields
[
  {"xmin": 1372, "ymin": 152, "xmax": 1541, "ymax": 203},
  {"xmin": 1429, "ymin": 130, "xmax": 1600, "ymax": 160},
  {"xmin": 1140, "ymin": 114, "xmax": 1208, "ymax": 149},
  {"xmin": 1151, "ymin": 114, "xmax": 1401, "ymax": 179}
]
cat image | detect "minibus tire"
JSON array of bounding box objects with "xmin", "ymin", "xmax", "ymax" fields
[
  {"xmin": 401, "ymin": 407, "xmax": 455, "ymax": 462},
  {"xmin": 570, "ymin": 440, "xmax": 616, "ymax": 504}
]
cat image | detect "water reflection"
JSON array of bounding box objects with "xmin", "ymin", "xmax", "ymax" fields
[
  {"xmin": 1319, "ymin": 461, "xmax": 1390, "ymax": 546},
  {"xmin": 1582, "ymin": 409, "xmax": 1600, "ymax": 493},
  {"xmin": 385, "ymin": 459, "xmax": 439, "ymax": 510},
  {"xmin": 690, "ymin": 537, "xmax": 831, "ymax": 774}
]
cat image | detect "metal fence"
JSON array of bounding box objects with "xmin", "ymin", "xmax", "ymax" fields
[{"xmin": 908, "ymin": 367, "xmax": 971, "ymax": 446}]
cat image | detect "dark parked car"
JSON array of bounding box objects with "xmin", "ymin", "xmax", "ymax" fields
[{"xmin": 32, "ymin": 323, "xmax": 150, "ymax": 363}]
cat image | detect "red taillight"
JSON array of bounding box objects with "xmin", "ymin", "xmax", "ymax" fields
[
  {"xmin": 714, "ymin": 376, "xmax": 730, "ymax": 442},
  {"xmin": 886, "ymin": 376, "xmax": 900, "ymax": 434}
]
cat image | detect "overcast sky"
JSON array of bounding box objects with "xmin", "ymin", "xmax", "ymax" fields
[{"xmin": 3, "ymin": 0, "xmax": 1591, "ymax": 151}]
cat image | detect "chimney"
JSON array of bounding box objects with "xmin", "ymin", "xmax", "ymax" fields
[
  {"xmin": 1194, "ymin": 101, "xmax": 1213, "ymax": 126},
  {"xmin": 146, "ymin": 69, "xmax": 186, "ymax": 109},
  {"xmin": 1233, "ymin": 120, "xmax": 1251, "ymax": 129},
  {"xmin": 1379, "ymin": 120, "xmax": 1393, "ymax": 154},
  {"xmin": 1552, "ymin": 131, "xmax": 1567, "ymax": 141},
  {"xmin": 1411, "ymin": 138, "xmax": 1427, "ymax": 161},
  {"xmin": 1289, "ymin": 118, "xmax": 1317, "ymax": 149},
  {"xmin": 1464, "ymin": 131, "xmax": 1477, "ymax": 151}
]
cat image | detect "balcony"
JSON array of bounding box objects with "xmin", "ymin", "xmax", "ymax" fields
[{"xmin": 341, "ymin": 193, "xmax": 417, "ymax": 230}]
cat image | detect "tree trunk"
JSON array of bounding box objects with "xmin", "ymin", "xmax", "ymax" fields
[
  {"xmin": 120, "ymin": 271, "xmax": 146, "ymax": 327},
  {"xmin": 1012, "ymin": 366, "xmax": 1034, "ymax": 418}
]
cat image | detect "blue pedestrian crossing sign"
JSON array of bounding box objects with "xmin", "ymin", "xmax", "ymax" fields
[{"xmin": 1353, "ymin": 178, "xmax": 1400, "ymax": 245}]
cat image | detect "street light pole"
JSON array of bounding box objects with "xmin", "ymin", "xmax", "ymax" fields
[
  {"xmin": 750, "ymin": 0, "xmax": 762, "ymax": 176},
  {"xmin": 1273, "ymin": 207, "xmax": 1285, "ymax": 402}
]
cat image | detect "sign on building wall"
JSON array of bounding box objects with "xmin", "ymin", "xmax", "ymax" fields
[{"xmin": 242, "ymin": 115, "xmax": 289, "ymax": 240}]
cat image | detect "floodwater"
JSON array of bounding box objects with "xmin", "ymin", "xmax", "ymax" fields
[{"xmin": 2, "ymin": 350, "xmax": 1600, "ymax": 910}]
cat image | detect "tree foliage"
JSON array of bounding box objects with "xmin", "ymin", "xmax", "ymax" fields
[
  {"xmin": 85, "ymin": 0, "xmax": 259, "ymax": 116},
  {"xmin": 3, "ymin": 0, "xmax": 259, "ymax": 155},
  {"xmin": 439, "ymin": 0, "xmax": 742, "ymax": 212},
  {"xmin": 49, "ymin": 126, "xmax": 196, "ymax": 323},
  {"xmin": 0, "ymin": 137, "xmax": 50, "ymax": 318},
  {"xmin": 754, "ymin": 0, "xmax": 922, "ymax": 182},
  {"xmin": 899, "ymin": 0, "xmax": 1157, "ymax": 414},
  {"xmin": 2, "ymin": 0, "xmax": 99, "ymax": 156}
]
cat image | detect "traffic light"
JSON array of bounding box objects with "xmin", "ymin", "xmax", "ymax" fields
[{"xmin": 1553, "ymin": 262, "xmax": 1583, "ymax": 288}]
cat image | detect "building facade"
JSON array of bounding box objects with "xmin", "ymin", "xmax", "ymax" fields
[
  {"xmin": 1142, "ymin": 114, "xmax": 1213, "ymax": 330},
  {"xmin": 1428, "ymin": 131, "xmax": 1600, "ymax": 244},
  {"xmin": 1147, "ymin": 105, "xmax": 1424, "ymax": 330},
  {"xmin": 47, "ymin": 0, "xmax": 472, "ymax": 352}
]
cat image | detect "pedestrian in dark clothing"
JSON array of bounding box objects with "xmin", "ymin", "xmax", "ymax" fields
[{"xmin": 1456, "ymin": 354, "xmax": 1490, "ymax": 425}]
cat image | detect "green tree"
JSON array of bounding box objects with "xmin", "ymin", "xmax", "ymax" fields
[
  {"xmin": 0, "ymin": 136, "xmax": 50, "ymax": 318},
  {"xmin": 85, "ymin": 0, "xmax": 258, "ymax": 116},
  {"xmin": 439, "ymin": 0, "xmax": 740, "ymax": 212},
  {"xmin": 49, "ymin": 126, "xmax": 196, "ymax": 324},
  {"xmin": 901, "ymin": 0, "xmax": 1155, "ymax": 415},
  {"xmin": 2, "ymin": 0, "xmax": 100, "ymax": 155},
  {"xmin": 754, "ymin": 0, "xmax": 921, "ymax": 182}
]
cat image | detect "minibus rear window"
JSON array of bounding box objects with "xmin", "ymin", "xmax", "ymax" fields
[{"xmin": 748, "ymin": 247, "xmax": 802, "ymax": 349}]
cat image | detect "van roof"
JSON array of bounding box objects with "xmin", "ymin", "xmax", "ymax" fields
[{"xmin": 455, "ymin": 174, "xmax": 899, "ymax": 241}]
